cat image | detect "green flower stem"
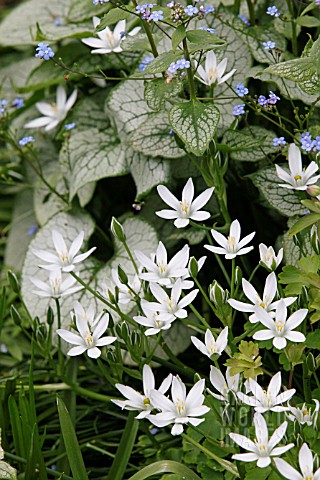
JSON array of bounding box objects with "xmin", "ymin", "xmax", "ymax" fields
[
  {"xmin": 313, "ymin": 371, "xmax": 320, "ymax": 390},
  {"xmin": 233, "ymin": 323, "xmax": 260, "ymax": 344},
  {"xmin": 97, "ymin": 358, "xmax": 116, "ymax": 386},
  {"xmin": 230, "ymin": 258, "xmax": 236, "ymax": 298},
  {"xmin": 131, "ymin": 0, "xmax": 159, "ymax": 58},
  {"xmin": 183, "ymin": 38, "xmax": 197, "ymax": 100},
  {"xmin": 123, "ymin": 239, "xmax": 140, "ymax": 275},
  {"xmin": 248, "ymin": 264, "xmax": 260, "ymax": 283},
  {"xmin": 182, "ymin": 433, "xmax": 239, "ymax": 477},
  {"xmin": 160, "ymin": 341, "xmax": 197, "ymax": 378},
  {"xmin": 144, "ymin": 331, "xmax": 162, "ymax": 364},
  {"xmin": 285, "ymin": 0, "xmax": 298, "ymax": 56},
  {"xmin": 69, "ymin": 272, "xmax": 135, "ymax": 325},
  {"xmin": 302, "ymin": 358, "xmax": 312, "ymax": 403},
  {"xmin": 205, "ymin": 232, "xmax": 231, "ymax": 285},
  {"xmin": 55, "ymin": 298, "xmax": 64, "ymax": 377},
  {"xmin": 193, "ymin": 276, "xmax": 216, "ymax": 316},
  {"xmin": 62, "ymin": 381, "xmax": 117, "ymax": 402},
  {"xmin": 185, "ymin": 294, "xmax": 211, "ymax": 329},
  {"xmin": 245, "ymin": 0, "xmax": 255, "ymax": 25}
]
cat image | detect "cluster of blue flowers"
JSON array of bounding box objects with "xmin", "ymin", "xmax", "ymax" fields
[
  {"xmin": 300, "ymin": 132, "xmax": 320, "ymax": 152},
  {"xmin": 234, "ymin": 82, "xmax": 248, "ymax": 97},
  {"xmin": 273, "ymin": 137, "xmax": 286, "ymax": 147},
  {"xmin": 258, "ymin": 91, "xmax": 280, "ymax": 107},
  {"xmin": 139, "ymin": 55, "xmax": 154, "ymax": 72},
  {"xmin": 233, "ymin": 104, "xmax": 246, "ymax": 116},
  {"xmin": 0, "ymin": 98, "xmax": 24, "ymax": 115},
  {"xmin": 65, "ymin": 122, "xmax": 76, "ymax": 131},
  {"xmin": 19, "ymin": 136, "xmax": 35, "ymax": 147},
  {"xmin": 267, "ymin": 6, "xmax": 280, "ymax": 16},
  {"xmin": 92, "ymin": 0, "xmax": 109, "ymax": 4},
  {"xmin": 238, "ymin": 14, "xmax": 250, "ymax": 26},
  {"xmin": 168, "ymin": 58, "xmax": 190, "ymax": 74},
  {"xmin": 263, "ymin": 40, "xmax": 276, "ymax": 50},
  {"xmin": 166, "ymin": 1, "xmax": 214, "ymax": 22},
  {"xmin": 135, "ymin": 3, "xmax": 159, "ymax": 20},
  {"xmin": 35, "ymin": 43, "xmax": 55, "ymax": 60},
  {"xmin": 184, "ymin": 5, "xmax": 198, "ymax": 16}
]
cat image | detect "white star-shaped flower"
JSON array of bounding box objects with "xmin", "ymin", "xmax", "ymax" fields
[
  {"xmin": 134, "ymin": 303, "xmax": 176, "ymax": 336},
  {"xmin": 195, "ymin": 50, "xmax": 236, "ymax": 86},
  {"xmin": 57, "ymin": 309, "xmax": 116, "ymax": 359},
  {"xmin": 32, "ymin": 230, "xmax": 96, "ymax": 273},
  {"xmin": 204, "ymin": 219, "xmax": 255, "ymax": 259},
  {"xmin": 230, "ymin": 412, "xmax": 294, "ymax": 468},
  {"xmin": 135, "ymin": 242, "xmax": 189, "ymax": 287},
  {"xmin": 237, "ymin": 371, "xmax": 295, "ymax": 413},
  {"xmin": 191, "ymin": 327, "xmax": 228, "ymax": 358},
  {"xmin": 208, "ymin": 366, "xmax": 240, "ymax": 403},
  {"xmin": 24, "ymin": 86, "xmax": 77, "ymax": 131},
  {"xmin": 275, "ymin": 443, "xmax": 320, "ymax": 480},
  {"xmin": 156, "ymin": 178, "xmax": 214, "ymax": 228},
  {"xmin": 286, "ymin": 399, "xmax": 319, "ymax": 427},
  {"xmin": 112, "ymin": 364, "xmax": 172, "ymax": 419},
  {"xmin": 228, "ymin": 272, "xmax": 296, "ymax": 323},
  {"xmin": 149, "ymin": 376, "xmax": 210, "ymax": 435},
  {"xmin": 82, "ymin": 17, "xmax": 141, "ymax": 54},
  {"xmin": 253, "ymin": 299, "xmax": 307, "ymax": 349},
  {"xmin": 30, "ymin": 270, "xmax": 83, "ymax": 299},
  {"xmin": 259, "ymin": 243, "xmax": 283, "ymax": 271},
  {"xmin": 276, "ymin": 143, "xmax": 320, "ymax": 190},
  {"xmin": 142, "ymin": 280, "xmax": 198, "ymax": 319}
]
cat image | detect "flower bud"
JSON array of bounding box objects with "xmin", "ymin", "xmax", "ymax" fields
[
  {"xmin": 311, "ymin": 224, "xmax": 320, "ymax": 255},
  {"xmin": 235, "ymin": 266, "xmax": 242, "ymax": 286},
  {"xmin": 111, "ymin": 217, "xmax": 126, "ymax": 242},
  {"xmin": 307, "ymin": 186, "xmax": 320, "ymax": 197},
  {"xmin": 7, "ymin": 271, "xmax": 20, "ymax": 293},
  {"xmin": 47, "ymin": 306, "xmax": 54, "ymax": 326},
  {"xmin": 189, "ymin": 257, "xmax": 198, "ymax": 278},
  {"xmin": 117, "ymin": 265, "xmax": 128, "ymax": 285},
  {"xmin": 209, "ymin": 280, "xmax": 229, "ymax": 306},
  {"xmin": 10, "ymin": 305, "xmax": 21, "ymax": 326},
  {"xmin": 108, "ymin": 288, "xmax": 116, "ymax": 304},
  {"xmin": 307, "ymin": 352, "xmax": 316, "ymax": 372}
]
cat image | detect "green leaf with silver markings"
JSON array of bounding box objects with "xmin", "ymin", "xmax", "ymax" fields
[
  {"xmin": 169, "ymin": 100, "xmax": 220, "ymax": 156},
  {"xmin": 144, "ymin": 77, "xmax": 182, "ymax": 111}
]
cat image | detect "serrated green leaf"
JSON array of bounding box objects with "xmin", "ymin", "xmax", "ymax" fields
[
  {"xmin": 169, "ymin": 100, "xmax": 220, "ymax": 156},
  {"xmin": 250, "ymin": 167, "xmax": 305, "ymax": 217},
  {"xmin": 144, "ymin": 77, "xmax": 182, "ymax": 111},
  {"xmin": 172, "ymin": 24, "xmax": 186, "ymax": 50},
  {"xmin": 96, "ymin": 8, "xmax": 130, "ymax": 31},
  {"xmin": 59, "ymin": 127, "xmax": 127, "ymax": 201},
  {"xmin": 296, "ymin": 15, "xmax": 320, "ymax": 27},
  {"xmin": 144, "ymin": 52, "xmax": 183, "ymax": 74},
  {"xmin": 288, "ymin": 213, "xmax": 320, "ymax": 237},
  {"xmin": 57, "ymin": 396, "xmax": 89, "ymax": 480},
  {"xmin": 129, "ymin": 112, "xmax": 184, "ymax": 158},
  {"xmin": 222, "ymin": 126, "xmax": 277, "ymax": 161}
]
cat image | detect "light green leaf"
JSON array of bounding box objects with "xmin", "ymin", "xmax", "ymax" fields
[
  {"xmin": 125, "ymin": 148, "xmax": 171, "ymax": 199},
  {"xmin": 222, "ymin": 126, "xmax": 277, "ymax": 161},
  {"xmin": 172, "ymin": 24, "xmax": 186, "ymax": 50},
  {"xmin": 246, "ymin": 27, "xmax": 287, "ymax": 65},
  {"xmin": 288, "ymin": 213, "xmax": 320, "ymax": 237},
  {"xmin": 144, "ymin": 77, "xmax": 182, "ymax": 111},
  {"xmin": 121, "ymin": 33, "xmax": 154, "ymax": 53},
  {"xmin": 262, "ymin": 36, "xmax": 320, "ymax": 95},
  {"xmin": 59, "ymin": 128, "xmax": 127, "ymax": 201},
  {"xmin": 21, "ymin": 210, "xmax": 96, "ymax": 323},
  {"xmin": 296, "ymin": 15, "xmax": 320, "ymax": 27},
  {"xmin": 129, "ymin": 112, "xmax": 185, "ymax": 159},
  {"xmin": 282, "ymin": 216, "xmax": 313, "ymax": 266},
  {"xmin": 144, "ymin": 52, "xmax": 183, "ymax": 74},
  {"xmin": 67, "ymin": 0, "xmax": 109, "ymax": 22},
  {"xmin": 107, "ymin": 412, "xmax": 138, "ymax": 480},
  {"xmin": 106, "ymin": 80, "xmax": 155, "ymax": 138},
  {"xmin": 96, "ymin": 8, "xmax": 131, "ymax": 31},
  {"xmin": 250, "ymin": 167, "xmax": 306, "ymax": 217},
  {"xmin": 0, "ymin": 0, "xmax": 91, "ymax": 46},
  {"xmin": 169, "ymin": 100, "xmax": 220, "ymax": 156},
  {"xmin": 127, "ymin": 461, "xmax": 202, "ymax": 480},
  {"xmin": 186, "ymin": 29, "xmax": 225, "ymax": 47},
  {"xmin": 4, "ymin": 190, "xmax": 37, "ymax": 271},
  {"xmin": 0, "ymin": 54, "xmax": 38, "ymax": 98}
]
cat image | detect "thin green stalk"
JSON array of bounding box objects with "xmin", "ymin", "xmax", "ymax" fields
[
  {"xmin": 193, "ymin": 276, "xmax": 216, "ymax": 315},
  {"xmin": 302, "ymin": 359, "xmax": 312, "ymax": 403},
  {"xmin": 230, "ymin": 258, "xmax": 236, "ymax": 298},
  {"xmin": 248, "ymin": 264, "xmax": 260, "ymax": 283},
  {"xmin": 55, "ymin": 298, "xmax": 64, "ymax": 377},
  {"xmin": 285, "ymin": 0, "xmax": 298, "ymax": 56},
  {"xmin": 123, "ymin": 240, "xmax": 139, "ymax": 275},
  {"xmin": 245, "ymin": 0, "xmax": 255, "ymax": 25},
  {"xmin": 183, "ymin": 38, "xmax": 197, "ymax": 100}
]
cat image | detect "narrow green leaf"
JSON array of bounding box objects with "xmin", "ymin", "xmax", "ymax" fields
[
  {"xmin": 301, "ymin": 199, "xmax": 320, "ymax": 213},
  {"xmin": 127, "ymin": 460, "xmax": 202, "ymax": 480},
  {"xmin": 172, "ymin": 24, "xmax": 186, "ymax": 50},
  {"xmin": 96, "ymin": 8, "xmax": 130, "ymax": 31},
  {"xmin": 8, "ymin": 395, "xmax": 26, "ymax": 468},
  {"xmin": 288, "ymin": 213, "xmax": 320, "ymax": 237},
  {"xmin": 107, "ymin": 412, "xmax": 139, "ymax": 480},
  {"xmin": 57, "ymin": 396, "xmax": 88, "ymax": 480},
  {"xmin": 169, "ymin": 100, "xmax": 220, "ymax": 156}
]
